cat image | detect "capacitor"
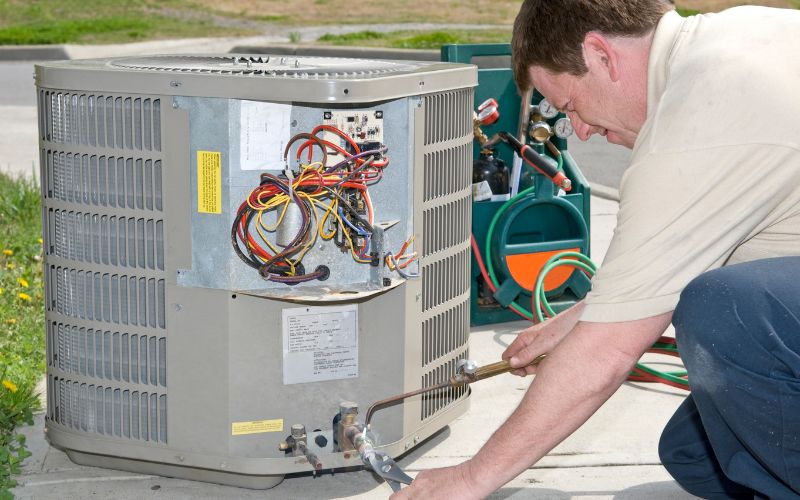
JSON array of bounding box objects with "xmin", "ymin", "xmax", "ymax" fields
[{"xmin": 276, "ymin": 201, "xmax": 303, "ymax": 248}]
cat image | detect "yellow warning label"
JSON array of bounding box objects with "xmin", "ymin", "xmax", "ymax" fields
[
  {"xmin": 231, "ymin": 419, "xmax": 284, "ymax": 436},
  {"xmin": 197, "ymin": 151, "xmax": 221, "ymax": 214}
]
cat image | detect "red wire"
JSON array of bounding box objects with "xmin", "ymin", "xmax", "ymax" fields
[
  {"xmin": 311, "ymin": 125, "xmax": 361, "ymax": 154},
  {"xmin": 298, "ymin": 125, "xmax": 361, "ymax": 162},
  {"xmin": 297, "ymin": 125, "xmax": 389, "ymax": 169},
  {"xmin": 646, "ymin": 348, "xmax": 682, "ymax": 358}
]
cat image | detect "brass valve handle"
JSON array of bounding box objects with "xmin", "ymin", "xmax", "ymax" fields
[
  {"xmin": 452, "ymin": 356, "xmax": 545, "ymax": 385},
  {"xmin": 365, "ymin": 356, "xmax": 545, "ymax": 428}
]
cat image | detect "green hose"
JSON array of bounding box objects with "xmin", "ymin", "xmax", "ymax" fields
[
  {"xmin": 479, "ymin": 148, "xmax": 687, "ymax": 387},
  {"xmin": 483, "ymin": 153, "xmax": 565, "ymax": 320},
  {"xmin": 532, "ymin": 251, "xmax": 596, "ymax": 321},
  {"xmin": 532, "ymin": 250, "xmax": 689, "ymax": 387}
]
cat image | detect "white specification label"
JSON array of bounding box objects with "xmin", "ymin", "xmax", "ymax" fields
[
  {"xmin": 240, "ymin": 100, "xmax": 292, "ymax": 171},
  {"xmin": 282, "ymin": 304, "xmax": 358, "ymax": 385}
]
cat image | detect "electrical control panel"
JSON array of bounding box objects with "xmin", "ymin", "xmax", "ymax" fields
[
  {"xmin": 322, "ymin": 110, "xmax": 384, "ymax": 154},
  {"xmin": 176, "ymin": 97, "xmax": 417, "ymax": 297}
]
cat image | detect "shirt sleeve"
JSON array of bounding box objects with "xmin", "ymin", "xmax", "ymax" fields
[{"xmin": 580, "ymin": 144, "xmax": 800, "ymax": 323}]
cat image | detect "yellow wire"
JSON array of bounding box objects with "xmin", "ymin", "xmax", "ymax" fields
[
  {"xmin": 242, "ymin": 161, "xmax": 379, "ymax": 269},
  {"xmin": 314, "ymin": 198, "xmax": 339, "ymax": 240},
  {"xmin": 255, "ymin": 196, "xmax": 291, "ymax": 231}
]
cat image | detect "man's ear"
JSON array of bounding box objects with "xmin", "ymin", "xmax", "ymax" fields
[{"xmin": 582, "ymin": 32, "xmax": 620, "ymax": 82}]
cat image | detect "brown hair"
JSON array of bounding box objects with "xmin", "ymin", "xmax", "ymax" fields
[{"xmin": 512, "ymin": 0, "xmax": 674, "ymax": 90}]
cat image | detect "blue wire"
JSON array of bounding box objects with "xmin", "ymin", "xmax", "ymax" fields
[
  {"xmin": 337, "ymin": 207, "xmax": 370, "ymax": 257},
  {"xmin": 338, "ymin": 207, "xmax": 368, "ymax": 236}
]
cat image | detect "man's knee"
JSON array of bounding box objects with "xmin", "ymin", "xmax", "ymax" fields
[
  {"xmin": 657, "ymin": 426, "xmax": 680, "ymax": 475},
  {"xmin": 658, "ymin": 423, "xmax": 742, "ymax": 499},
  {"xmin": 658, "ymin": 399, "xmax": 755, "ymax": 499}
]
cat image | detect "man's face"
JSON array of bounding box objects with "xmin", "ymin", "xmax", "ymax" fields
[{"xmin": 529, "ymin": 65, "xmax": 639, "ymax": 149}]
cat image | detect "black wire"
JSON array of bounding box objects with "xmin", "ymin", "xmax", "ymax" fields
[
  {"xmin": 284, "ymin": 132, "xmax": 328, "ymax": 169},
  {"xmin": 322, "ymin": 186, "xmax": 374, "ymax": 233},
  {"xmin": 337, "ymin": 156, "xmax": 378, "ymax": 185},
  {"xmin": 231, "ymin": 175, "xmax": 323, "ymax": 283}
]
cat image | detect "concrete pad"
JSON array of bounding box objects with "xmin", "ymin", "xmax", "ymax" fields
[
  {"xmin": 492, "ymin": 466, "xmax": 690, "ymax": 499},
  {"xmin": 569, "ymin": 135, "xmax": 632, "ymax": 191}
]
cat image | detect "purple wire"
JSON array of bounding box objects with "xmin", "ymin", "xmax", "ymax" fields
[{"xmin": 325, "ymin": 147, "xmax": 388, "ymax": 173}]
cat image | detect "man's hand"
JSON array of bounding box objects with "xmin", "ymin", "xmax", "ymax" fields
[
  {"xmin": 391, "ymin": 310, "xmax": 673, "ymax": 498},
  {"xmin": 503, "ymin": 302, "xmax": 585, "ymax": 376},
  {"xmin": 389, "ymin": 462, "xmax": 482, "ymax": 500}
]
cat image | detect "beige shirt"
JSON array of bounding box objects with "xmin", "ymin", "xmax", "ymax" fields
[{"xmin": 581, "ymin": 7, "xmax": 800, "ymax": 323}]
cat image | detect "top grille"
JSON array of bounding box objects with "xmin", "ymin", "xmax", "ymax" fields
[{"xmin": 110, "ymin": 55, "xmax": 423, "ymax": 79}]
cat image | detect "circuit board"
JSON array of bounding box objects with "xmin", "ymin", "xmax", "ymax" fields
[{"xmin": 322, "ymin": 110, "xmax": 384, "ymax": 155}]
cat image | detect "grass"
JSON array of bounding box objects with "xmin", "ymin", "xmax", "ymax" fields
[
  {"xmin": 0, "ymin": 0, "xmax": 521, "ymax": 46},
  {"xmin": 317, "ymin": 29, "xmax": 511, "ymax": 49},
  {"xmin": 0, "ymin": 172, "xmax": 45, "ymax": 496},
  {"xmin": 0, "ymin": 0, "xmax": 796, "ymax": 46},
  {"xmin": 187, "ymin": 0, "xmax": 522, "ymax": 26},
  {"xmin": 0, "ymin": 0, "xmax": 252, "ymax": 45}
]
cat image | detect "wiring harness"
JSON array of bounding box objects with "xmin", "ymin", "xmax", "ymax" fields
[{"xmin": 231, "ymin": 125, "xmax": 417, "ymax": 284}]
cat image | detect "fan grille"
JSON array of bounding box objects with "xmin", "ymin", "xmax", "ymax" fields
[{"xmin": 109, "ymin": 55, "xmax": 426, "ymax": 80}]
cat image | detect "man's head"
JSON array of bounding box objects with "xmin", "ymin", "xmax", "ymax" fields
[{"xmin": 512, "ymin": 0, "xmax": 674, "ymax": 147}]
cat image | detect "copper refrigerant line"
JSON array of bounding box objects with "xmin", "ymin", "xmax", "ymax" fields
[{"xmin": 364, "ymin": 356, "xmax": 546, "ymax": 429}]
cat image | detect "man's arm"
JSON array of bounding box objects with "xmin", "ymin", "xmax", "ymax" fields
[
  {"xmin": 393, "ymin": 311, "xmax": 673, "ymax": 499},
  {"xmin": 504, "ymin": 301, "xmax": 585, "ymax": 376}
]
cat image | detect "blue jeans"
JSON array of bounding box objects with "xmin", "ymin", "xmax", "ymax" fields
[{"xmin": 659, "ymin": 257, "xmax": 800, "ymax": 499}]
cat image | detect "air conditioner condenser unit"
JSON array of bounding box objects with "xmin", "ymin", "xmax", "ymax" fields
[{"xmin": 35, "ymin": 54, "xmax": 477, "ymax": 488}]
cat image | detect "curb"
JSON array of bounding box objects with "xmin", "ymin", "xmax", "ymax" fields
[
  {"xmin": 589, "ymin": 182, "xmax": 620, "ymax": 202},
  {"xmin": 231, "ymin": 44, "xmax": 440, "ymax": 61},
  {"xmin": 0, "ymin": 42, "xmax": 456, "ymax": 64},
  {"xmin": 0, "ymin": 45, "xmax": 69, "ymax": 61},
  {"xmin": 0, "ymin": 43, "xmax": 440, "ymax": 63}
]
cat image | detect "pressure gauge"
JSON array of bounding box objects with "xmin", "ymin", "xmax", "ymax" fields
[
  {"xmin": 477, "ymin": 104, "xmax": 499, "ymax": 125},
  {"xmin": 477, "ymin": 98, "xmax": 498, "ymax": 112},
  {"xmin": 554, "ymin": 117, "xmax": 574, "ymax": 139},
  {"xmin": 538, "ymin": 98, "xmax": 559, "ymax": 119}
]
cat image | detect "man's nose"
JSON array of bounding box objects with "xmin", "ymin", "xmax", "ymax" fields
[{"xmin": 568, "ymin": 112, "xmax": 594, "ymax": 141}]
